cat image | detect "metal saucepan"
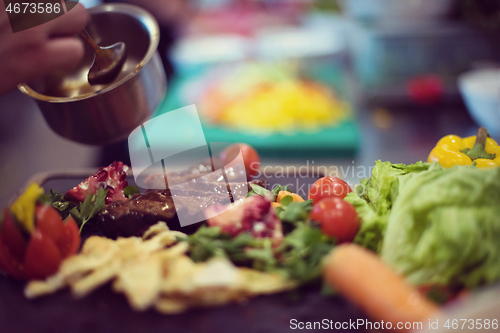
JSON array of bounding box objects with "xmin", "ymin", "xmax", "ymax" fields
[{"xmin": 18, "ymin": 4, "xmax": 166, "ymax": 145}]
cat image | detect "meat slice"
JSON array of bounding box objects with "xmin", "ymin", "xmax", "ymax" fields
[
  {"xmin": 98, "ymin": 190, "xmax": 177, "ymax": 238},
  {"xmin": 97, "ymin": 179, "xmax": 267, "ymax": 238}
]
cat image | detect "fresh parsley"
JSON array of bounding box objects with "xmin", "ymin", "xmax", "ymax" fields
[
  {"xmin": 247, "ymin": 184, "xmax": 289, "ymax": 200},
  {"xmin": 276, "ymin": 199, "xmax": 313, "ymax": 224},
  {"xmin": 186, "ymin": 221, "xmax": 335, "ymax": 285},
  {"xmin": 70, "ymin": 187, "xmax": 108, "ymax": 232},
  {"xmin": 46, "ymin": 188, "xmax": 108, "ymax": 232},
  {"xmin": 246, "ymin": 184, "xmax": 271, "ymax": 198}
]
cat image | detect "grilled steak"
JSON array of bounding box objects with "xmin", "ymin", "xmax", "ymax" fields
[{"xmin": 97, "ymin": 172, "xmax": 266, "ymax": 238}]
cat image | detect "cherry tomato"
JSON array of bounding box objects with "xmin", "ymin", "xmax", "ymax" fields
[
  {"xmin": 24, "ymin": 230, "xmax": 62, "ymax": 280},
  {"xmin": 220, "ymin": 143, "xmax": 260, "ymax": 178},
  {"xmin": 308, "ymin": 177, "xmax": 352, "ymax": 205},
  {"xmin": 310, "ymin": 197, "xmax": 359, "ymax": 243}
]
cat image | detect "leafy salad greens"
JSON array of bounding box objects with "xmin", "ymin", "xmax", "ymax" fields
[
  {"xmin": 344, "ymin": 161, "xmax": 431, "ymax": 253},
  {"xmin": 346, "ymin": 160, "xmax": 500, "ymax": 289},
  {"xmin": 381, "ymin": 164, "xmax": 500, "ymax": 289},
  {"xmin": 189, "ymin": 184, "xmax": 334, "ymax": 285},
  {"xmin": 41, "ymin": 185, "xmax": 140, "ymax": 232}
]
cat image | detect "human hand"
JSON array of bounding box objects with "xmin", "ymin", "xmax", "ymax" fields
[{"xmin": 0, "ymin": 2, "xmax": 89, "ymax": 95}]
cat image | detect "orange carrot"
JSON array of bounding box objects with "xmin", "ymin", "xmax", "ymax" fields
[{"xmin": 323, "ymin": 244, "xmax": 439, "ymax": 332}]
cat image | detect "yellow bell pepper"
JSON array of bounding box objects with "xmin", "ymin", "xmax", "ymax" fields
[
  {"xmin": 428, "ymin": 127, "xmax": 500, "ymax": 168},
  {"xmin": 10, "ymin": 183, "xmax": 44, "ymax": 233}
]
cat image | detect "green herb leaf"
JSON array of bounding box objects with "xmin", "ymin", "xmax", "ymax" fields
[
  {"xmin": 278, "ymin": 199, "xmax": 313, "ymax": 223},
  {"xmin": 270, "ymin": 185, "xmax": 289, "ymax": 196},
  {"xmin": 69, "ymin": 207, "xmax": 82, "ymax": 225},
  {"xmin": 79, "ymin": 193, "xmax": 95, "ymax": 224},
  {"xmin": 42, "ymin": 188, "xmax": 108, "ymax": 232},
  {"xmin": 37, "ymin": 193, "xmax": 51, "ymax": 204},
  {"xmin": 42, "ymin": 189, "xmax": 78, "ymax": 219},
  {"xmin": 78, "ymin": 187, "xmax": 108, "ymax": 232},
  {"xmin": 271, "ymin": 185, "xmax": 282, "ymax": 196},
  {"xmin": 186, "ymin": 220, "xmax": 335, "ymax": 285},
  {"xmin": 280, "ymin": 195, "xmax": 293, "ymax": 207},
  {"xmin": 52, "ymin": 201, "xmax": 71, "ymax": 212},
  {"xmin": 123, "ymin": 185, "xmax": 140, "ymax": 199},
  {"xmin": 249, "ymin": 184, "xmax": 271, "ymax": 197},
  {"xmin": 279, "ymin": 223, "xmax": 336, "ymax": 283}
]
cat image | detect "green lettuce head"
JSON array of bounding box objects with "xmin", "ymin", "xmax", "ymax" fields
[{"xmin": 381, "ymin": 165, "xmax": 500, "ymax": 289}]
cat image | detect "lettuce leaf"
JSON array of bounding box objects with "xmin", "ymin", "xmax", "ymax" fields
[
  {"xmin": 381, "ymin": 165, "xmax": 500, "ymax": 288},
  {"xmin": 348, "ymin": 161, "xmax": 431, "ymax": 253},
  {"xmin": 345, "ymin": 192, "xmax": 388, "ymax": 253}
]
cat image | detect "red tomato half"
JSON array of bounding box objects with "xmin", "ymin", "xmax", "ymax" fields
[
  {"xmin": 0, "ymin": 236, "xmax": 25, "ymax": 279},
  {"xmin": 36, "ymin": 205, "xmax": 65, "ymax": 246},
  {"xmin": 308, "ymin": 177, "xmax": 352, "ymax": 205},
  {"xmin": 310, "ymin": 197, "xmax": 359, "ymax": 243},
  {"xmin": 36, "ymin": 205, "xmax": 80, "ymax": 259},
  {"xmin": 24, "ymin": 230, "xmax": 62, "ymax": 280},
  {"xmin": 0, "ymin": 205, "xmax": 81, "ymax": 280},
  {"xmin": 1, "ymin": 209, "xmax": 27, "ymax": 261},
  {"xmin": 220, "ymin": 143, "xmax": 261, "ymax": 178},
  {"xmin": 58, "ymin": 216, "xmax": 81, "ymax": 258}
]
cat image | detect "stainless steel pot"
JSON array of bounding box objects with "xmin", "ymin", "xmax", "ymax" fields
[{"xmin": 18, "ymin": 4, "xmax": 166, "ymax": 145}]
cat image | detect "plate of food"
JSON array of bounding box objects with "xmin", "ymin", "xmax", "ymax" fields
[
  {"xmin": 157, "ymin": 62, "xmax": 360, "ymax": 158},
  {"xmin": 1, "ymin": 132, "xmax": 499, "ymax": 332}
]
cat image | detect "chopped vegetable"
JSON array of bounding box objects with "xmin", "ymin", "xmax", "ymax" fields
[
  {"xmin": 428, "ymin": 127, "xmax": 500, "ymax": 168},
  {"xmin": 323, "ymin": 244, "xmax": 438, "ymax": 330},
  {"xmin": 381, "ymin": 164, "xmax": 500, "ymax": 289},
  {"xmin": 199, "ymin": 63, "xmax": 348, "ymax": 134}
]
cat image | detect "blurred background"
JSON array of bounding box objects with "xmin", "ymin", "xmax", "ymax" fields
[{"xmin": 1, "ymin": 0, "xmax": 500, "ymax": 207}]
